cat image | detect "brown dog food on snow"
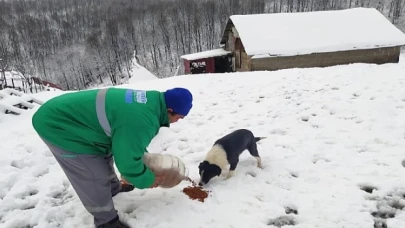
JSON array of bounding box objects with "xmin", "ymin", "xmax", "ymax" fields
[{"xmin": 182, "ymin": 177, "xmax": 210, "ymax": 202}]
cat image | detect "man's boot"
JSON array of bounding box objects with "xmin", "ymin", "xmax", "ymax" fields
[{"xmin": 97, "ymin": 215, "xmax": 130, "ymax": 228}]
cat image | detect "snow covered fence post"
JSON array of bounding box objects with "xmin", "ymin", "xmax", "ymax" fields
[{"xmin": 0, "ymin": 58, "xmax": 7, "ymax": 88}]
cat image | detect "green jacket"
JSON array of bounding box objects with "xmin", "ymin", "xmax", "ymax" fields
[{"xmin": 32, "ymin": 87, "xmax": 170, "ymax": 189}]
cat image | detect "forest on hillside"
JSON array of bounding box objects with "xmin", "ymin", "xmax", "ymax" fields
[{"xmin": 0, "ymin": 0, "xmax": 404, "ymax": 90}]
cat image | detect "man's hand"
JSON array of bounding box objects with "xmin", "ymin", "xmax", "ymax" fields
[
  {"xmin": 121, "ymin": 175, "xmax": 161, "ymax": 189},
  {"xmin": 149, "ymin": 175, "xmax": 164, "ymax": 188}
]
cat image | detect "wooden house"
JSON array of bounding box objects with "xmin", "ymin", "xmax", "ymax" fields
[
  {"xmin": 180, "ymin": 49, "xmax": 233, "ymax": 74},
  {"xmin": 181, "ymin": 7, "xmax": 405, "ymax": 74}
]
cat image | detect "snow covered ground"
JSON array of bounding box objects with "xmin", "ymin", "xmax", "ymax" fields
[
  {"xmin": 0, "ymin": 89, "xmax": 44, "ymax": 116},
  {"xmin": 127, "ymin": 58, "xmax": 158, "ymax": 83},
  {"xmin": 1, "ymin": 57, "xmax": 405, "ymax": 228},
  {"xmin": 87, "ymin": 55, "xmax": 158, "ymax": 89}
]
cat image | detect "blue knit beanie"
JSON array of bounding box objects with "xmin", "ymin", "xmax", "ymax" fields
[{"xmin": 164, "ymin": 88, "xmax": 193, "ymax": 116}]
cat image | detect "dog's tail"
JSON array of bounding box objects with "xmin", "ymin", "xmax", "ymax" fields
[{"xmin": 254, "ymin": 137, "xmax": 267, "ymax": 142}]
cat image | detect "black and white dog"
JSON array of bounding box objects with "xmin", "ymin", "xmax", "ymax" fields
[{"xmin": 198, "ymin": 129, "xmax": 266, "ymax": 186}]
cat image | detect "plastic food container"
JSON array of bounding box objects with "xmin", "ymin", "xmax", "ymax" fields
[{"xmin": 143, "ymin": 153, "xmax": 189, "ymax": 179}]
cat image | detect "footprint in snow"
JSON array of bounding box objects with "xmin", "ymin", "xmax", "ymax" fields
[
  {"xmin": 195, "ymin": 121, "xmax": 205, "ymax": 127},
  {"xmin": 284, "ymin": 206, "xmax": 298, "ymax": 215},
  {"xmin": 32, "ymin": 167, "xmax": 49, "ymax": 178},
  {"xmin": 311, "ymin": 123, "xmax": 320, "ymax": 129},
  {"xmin": 20, "ymin": 203, "xmax": 36, "ymax": 211},
  {"xmin": 300, "ymin": 115, "xmax": 309, "ymax": 122},
  {"xmin": 366, "ymin": 188, "xmax": 405, "ymax": 228},
  {"xmin": 171, "ymin": 128, "xmax": 182, "ymax": 133},
  {"xmin": 267, "ymin": 215, "xmax": 297, "ymax": 227},
  {"xmin": 371, "ymin": 208, "xmax": 395, "ymax": 220},
  {"xmin": 257, "ymin": 120, "xmax": 265, "ymax": 125},
  {"xmin": 11, "ymin": 224, "xmax": 36, "ymax": 228},
  {"xmin": 48, "ymin": 185, "xmax": 75, "ymax": 206},
  {"xmin": 10, "ymin": 160, "xmax": 28, "ymax": 169},
  {"xmin": 123, "ymin": 204, "xmax": 138, "ymax": 215},
  {"xmin": 177, "ymin": 144, "xmax": 189, "ymax": 150},
  {"xmin": 353, "ymin": 93, "xmax": 361, "ymax": 98},
  {"xmin": 373, "ymin": 219, "xmax": 387, "ymax": 228},
  {"xmin": 312, "ymin": 157, "xmax": 331, "ymax": 164},
  {"xmin": 290, "ymin": 172, "xmax": 299, "ymax": 178},
  {"xmin": 359, "ymin": 184, "xmax": 378, "ymax": 194},
  {"xmin": 245, "ymin": 171, "xmax": 257, "ymax": 177},
  {"xmin": 270, "ymin": 129, "xmax": 287, "ymax": 135},
  {"xmin": 178, "ymin": 137, "xmax": 188, "ymax": 142},
  {"xmin": 14, "ymin": 188, "xmax": 39, "ymax": 200}
]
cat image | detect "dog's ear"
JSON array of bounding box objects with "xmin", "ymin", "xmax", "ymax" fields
[
  {"xmin": 213, "ymin": 165, "xmax": 222, "ymax": 176},
  {"xmin": 199, "ymin": 161, "xmax": 209, "ymax": 169},
  {"xmin": 198, "ymin": 161, "xmax": 208, "ymax": 175},
  {"xmin": 198, "ymin": 162, "xmax": 203, "ymax": 175}
]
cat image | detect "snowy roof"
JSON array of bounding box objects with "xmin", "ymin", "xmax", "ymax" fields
[
  {"xmin": 221, "ymin": 8, "xmax": 405, "ymax": 57},
  {"xmin": 180, "ymin": 48, "xmax": 232, "ymax": 61}
]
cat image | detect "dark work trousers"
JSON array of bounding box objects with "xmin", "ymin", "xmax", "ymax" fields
[{"xmin": 41, "ymin": 138, "xmax": 122, "ymax": 227}]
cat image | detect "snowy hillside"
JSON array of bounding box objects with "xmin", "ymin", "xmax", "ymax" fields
[
  {"xmin": 1, "ymin": 57, "xmax": 405, "ymax": 228},
  {"xmin": 127, "ymin": 60, "xmax": 158, "ymax": 83},
  {"xmin": 86, "ymin": 56, "xmax": 158, "ymax": 89}
]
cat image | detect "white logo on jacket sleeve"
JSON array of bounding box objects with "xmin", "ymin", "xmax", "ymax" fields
[
  {"xmin": 134, "ymin": 90, "xmax": 147, "ymax": 104},
  {"xmin": 125, "ymin": 89, "xmax": 147, "ymax": 104}
]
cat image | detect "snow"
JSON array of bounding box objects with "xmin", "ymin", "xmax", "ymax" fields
[
  {"xmin": 180, "ymin": 48, "xmax": 232, "ymax": 61},
  {"xmin": 0, "ymin": 88, "xmax": 43, "ymax": 115},
  {"xmin": 228, "ymin": 7, "xmax": 405, "ymax": 57},
  {"xmin": 87, "ymin": 54, "xmax": 158, "ymax": 89},
  {"xmin": 127, "ymin": 57, "xmax": 158, "ymax": 83},
  {"xmin": 1, "ymin": 55, "xmax": 405, "ymax": 228}
]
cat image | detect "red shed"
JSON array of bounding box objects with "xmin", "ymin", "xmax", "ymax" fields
[{"xmin": 180, "ymin": 48, "xmax": 233, "ymax": 75}]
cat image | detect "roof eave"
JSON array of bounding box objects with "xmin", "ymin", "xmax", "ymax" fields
[{"xmin": 250, "ymin": 43, "xmax": 405, "ymax": 58}]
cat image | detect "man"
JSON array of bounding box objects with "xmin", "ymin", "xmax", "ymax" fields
[{"xmin": 31, "ymin": 87, "xmax": 193, "ymax": 228}]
